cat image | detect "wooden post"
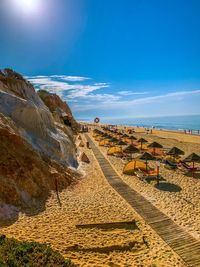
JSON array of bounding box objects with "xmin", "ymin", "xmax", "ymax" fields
[
  {"xmin": 134, "ymin": 160, "xmax": 136, "ymax": 170},
  {"xmin": 193, "ymin": 161, "xmax": 195, "ymax": 178},
  {"xmin": 156, "ymin": 160, "xmax": 160, "ymax": 185}
]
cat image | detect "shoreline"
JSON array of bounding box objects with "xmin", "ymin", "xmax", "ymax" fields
[
  {"xmin": 81, "ymin": 122, "xmax": 200, "ymax": 144},
  {"xmin": 79, "ymin": 120, "xmax": 200, "ymax": 135},
  {"xmin": 78, "ymin": 114, "xmax": 200, "ymax": 136}
]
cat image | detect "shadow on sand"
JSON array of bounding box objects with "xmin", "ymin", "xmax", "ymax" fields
[
  {"xmin": 145, "ymin": 176, "xmax": 166, "ymax": 184},
  {"xmin": 155, "ymin": 182, "xmax": 182, "ymax": 192},
  {"xmin": 0, "ymin": 198, "xmax": 47, "ymax": 228},
  {"xmin": 184, "ymin": 172, "xmax": 200, "ymax": 179},
  {"xmin": 65, "ymin": 241, "xmax": 142, "ymax": 254},
  {"xmin": 76, "ymin": 220, "xmax": 138, "ymax": 231},
  {"xmin": 0, "ymin": 181, "xmax": 74, "ymax": 227}
]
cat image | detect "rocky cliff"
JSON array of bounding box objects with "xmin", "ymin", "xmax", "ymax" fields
[
  {"xmin": 0, "ymin": 69, "xmax": 79, "ymax": 222},
  {"xmin": 0, "ymin": 69, "xmax": 78, "ymax": 167},
  {"xmin": 37, "ymin": 89, "xmax": 79, "ymax": 132}
]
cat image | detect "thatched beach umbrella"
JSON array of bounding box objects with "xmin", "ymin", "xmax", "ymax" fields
[
  {"xmin": 93, "ymin": 129, "xmax": 101, "ymax": 134},
  {"xmin": 183, "ymin": 153, "xmax": 200, "ymax": 177},
  {"xmin": 117, "ymin": 140, "xmax": 127, "ymax": 146},
  {"xmin": 167, "ymin": 147, "xmax": 185, "ymax": 158},
  {"xmin": 123, "ymin": 145, "xmax": 139, "ymax": 159},
  {"xmin": 121, "ymin": 133, "xmax": 129, "ymax": 142},
  {"xmin": 148, "ymin": 141, "xmax": 163, "ymax": 155},
  {"xmin": 139, "ymin": 152, "xmax": 155, "ymax": 171},
  {"xmin": 98, "ymin": 131, "xmax": 104, "ymax": 135},
  {"xmin": 108, "ymin": 137, "xmax": 119, "ymax": 144},
  {"xmin": 128, "ymin": 135, "xmax": 137, "ymax": 145},
  {"xmin": 116, "ymin": 140, "xmax": 127, "ymax": 152},
  {"xmin": 102, "ymin": 133, "xmax": 110, "ymax": 137},
  {"xmin": 115, "ymin": 132, "xmax": 122, "ymax": 138},
  {"xmin": 123, "ymin": 145, "xmax": 139, "ymax": 154},
  {"xmin": 137, "ymin": 138, "xmax": 148, "ymax": 150},
  {"xmin": 122, "ymin": 133, "xmax": 129, "ymax": 138}
]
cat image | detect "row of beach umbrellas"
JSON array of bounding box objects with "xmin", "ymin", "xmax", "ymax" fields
[{"xmin": 94, "ymin": 127, "xmax": 200, "ymax": 177}]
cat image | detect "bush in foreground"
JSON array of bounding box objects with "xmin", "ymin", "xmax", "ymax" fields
[{"xmin": 0, "ymin": 235, "xmax": 76, "ymax": 267}]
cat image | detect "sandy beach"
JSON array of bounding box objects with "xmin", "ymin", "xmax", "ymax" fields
[
  {"xmin": 90, "ymin": 126, "xmax": 200, "ymax": 240},
  {"xmin": 1, "ymin": 0, "xmax": 200, "ymax": 264},
  {"xmin": 0, "ymin": 132, "xmax": 188, "ymax": 266}
]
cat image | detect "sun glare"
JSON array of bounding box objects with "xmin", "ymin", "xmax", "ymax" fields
[{"xmin": 12, "ymin": 0, "xmax": 40, "ymax": 14}]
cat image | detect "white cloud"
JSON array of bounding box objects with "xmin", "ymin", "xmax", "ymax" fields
[
  {"xmin": 50, "ymin": 75, "xmax": 90, "ymax": 82},
  {"xmin": 67, "ymin": 84, "xmax": 110, "ymax": 98},
  {"xmin": 27, "ymin": 75, "xmax": 110, "ymax": 99},
  {"xmin": 26, "ymin": 75, "xmax": 200, "ymax": 117},
  {"xmin": 126, "ymin": 89, "xmax": 200, "ymax": 105},
  {"xmin": 118, "ymin": 90, "xmax": 148, "ymax": 96},
  {"xmin": 73, "ymin": 89, "xmax": 200, "ymax": 111},
  {"xmin": 73, "ymin": 93, "xmax": 120, "ymax": 102}
]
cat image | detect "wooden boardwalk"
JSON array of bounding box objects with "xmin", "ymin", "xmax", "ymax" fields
[{"xmin": 85, "ymin": 134, "xmax": 200, "ymax": 267}]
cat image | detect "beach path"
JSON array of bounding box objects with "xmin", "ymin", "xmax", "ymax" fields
[{"xmin": 85, "ymin": 134, "xmax": 200, "ymax": 267}]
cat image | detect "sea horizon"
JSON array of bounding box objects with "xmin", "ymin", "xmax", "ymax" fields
[{"xmin": 77, "ymin": 114, "xmax": 200, "ymax": 133}]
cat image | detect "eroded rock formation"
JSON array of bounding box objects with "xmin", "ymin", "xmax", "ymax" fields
[
  {"xmin": 0, "ymin": 69, "xmax": 79, "ymax": 222},
  {"xmin": 37, "ymin": 89, "xmax": 79, "ymax": 132},
  {"xmin": 0, "ymin": 69, "xmax": 78, "ymax": 167}
]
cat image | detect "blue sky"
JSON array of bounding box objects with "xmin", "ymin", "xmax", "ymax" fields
[{"xmin": 1, "ymin": 0, "xmax": 200, "ymax": 120}]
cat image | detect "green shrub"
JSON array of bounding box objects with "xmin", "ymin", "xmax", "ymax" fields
[{"xmin": 0, "ymin": 235, "xmax": 76, "ymax": 267}]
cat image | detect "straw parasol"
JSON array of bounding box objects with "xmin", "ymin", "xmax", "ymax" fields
[
  {"xmin": 137, "ymin": 138, "xmax": 148, "ymax": 150},
  {"xmin": 167, "ymin": 147, "xmax": 184, "ymax": 158},
  {"xmin": 128, "ymin": 135, "xmax": 137, "ymax": 145},
  {"xmin": 117, "ymin": 140, "xmax": 127, "ymax": 146},
  {"xmin": 123, "ymin": 145, "xmax": 139, "ymax": 154},
  {"xmin": 148, "ymin": 141, "xmax": 163, "ymax": 155},
  {"xmin": 94, "ymin": 129, "xmax": 101, "ymax": 134},
  {"xmin": 183, "ymin": 153, "xmax": 200, "ymax": 177},
  {"xmin": 139, "ymin": 152, "xmax": 155, "ymax": 171},
  {"xmin": 122, "ymin": 133, "xmax": 129, "ymax": 138},
  {"xmin": 116, "ymin": 140, "xmax": 127, "ymax": 152},
  {"xmin": 108, "ymin": 137, "xmax": 119, "ymax": 144},
  {"xmin": 123, "ymin": 145, "xmax": 139, "ymax": 159},
  {"xmin": 101, "ymin": 133, "xmax": 109, "ymax": 137}
]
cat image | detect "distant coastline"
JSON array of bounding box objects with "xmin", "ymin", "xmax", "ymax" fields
[{"xmin": 78, "ymin": 114, "xmax": 200, "ymax": 134}]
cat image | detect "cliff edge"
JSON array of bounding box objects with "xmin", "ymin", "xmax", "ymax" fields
[
  {"xmin": 37, "ymin": 89, "xmax": 79, "ymax": 133},
  {"xmin": 0, "ymin": 69, "xmax": 78, "ymax": 167},
  {"xmin": 0, "ymin": 69, "xmax": 79, "ymax": 222}
]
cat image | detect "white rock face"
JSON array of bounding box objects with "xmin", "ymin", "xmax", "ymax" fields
[{"xmin": 0, "ymin": 69, "xmax": 78, "ymax": 168}]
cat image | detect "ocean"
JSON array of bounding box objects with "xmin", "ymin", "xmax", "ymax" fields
[{"xmin": 80, "ymin": 115, "xmax": 200, "ymax": 133}]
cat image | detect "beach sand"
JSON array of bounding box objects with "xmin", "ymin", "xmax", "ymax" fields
[
  {"xmin": 134, "ymin": 127, "xmax": 200, "ymax": 145},
  {"xmin": 0, "ymin": 133, "xmax": 187, "ymax": 266},
  {"xmin": 91, "ymin": 127, "xmax": 200, "ymax": 241}
]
